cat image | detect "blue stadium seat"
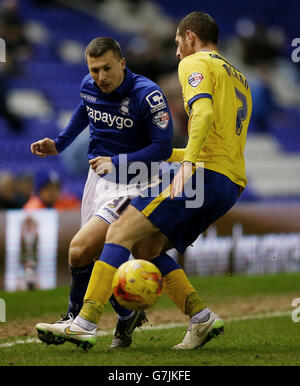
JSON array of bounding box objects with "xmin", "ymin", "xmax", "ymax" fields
[
  {"xmin": 1, "ymin": 0, "xmax": 298, "ymax": 203},
  {"xmin": 269, "ymin": 108, "xmax": 300, "ymax": 153}
]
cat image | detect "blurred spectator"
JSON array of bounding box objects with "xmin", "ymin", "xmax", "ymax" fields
[
  {"xmin": 248, "ymin": 64, "xmax": 276, "ymax": 133},
  {"xmin": 0, "ymin": 171, "xmax": 20, "ymax": 208},
  {"xmin": 0, "ymin": 74, "xmax": 23, "ymax": 131},
  {"xmin": 125, "ymin": 24, "xmax": 178, "ymax": 82},
  {"xmin": 238, "ymin": 22, "xmax": 281, "ymax": 132},
  {"xmin": 1, "ymin": 1, "xmax": 30, "ymax": 52},
  {"xmin": 23, "ymin": 169, "xmax": 81, "ymax": 210},
  {"xmin": 225, "ymin": 19, "xmax": 284, "ymax": 134},
  {"xmin": 15, "ymin": 172, "xmax": 34, "ymax": 207},
  {"xmin": 0, "ymin": 171, "xmax": 34, "ymax": 209},
  {"xmin": 0, "ymin": 0, "xmax": 32, "ymax": 72},
  {"xmin": 239, "ymin": 23, "xmax": 281, "ymax": 67},
  {"xmin": 0, "ymin": 0, "xmax": 32, "ymax": 131},
  {"xmin": 97, "ymin": 0, "xmax": 173, "ymax": 37}
]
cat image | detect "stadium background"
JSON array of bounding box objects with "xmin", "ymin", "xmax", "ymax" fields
[{"xmin": 0, "ymin": 0, "xmax": 299, "ymax": 290}]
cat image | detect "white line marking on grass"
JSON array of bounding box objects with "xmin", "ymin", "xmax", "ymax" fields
[
  {"xmin": 98, "ymin": 322, "xmax": 186, "ymax": 337},
  {"xmin": 98, "ymin": 310, "xmax": 291, "ymax": 336},
  {"xmin": 226, "ymin": 310, "xmax": 291, "ymax": 322},
  {"xmin": 0, "ymin": 338, "xmax": 41, "ymax": 347},
  {"xmin": 0, "ymin": 310, "xmax": 291, "ymax": 348}
]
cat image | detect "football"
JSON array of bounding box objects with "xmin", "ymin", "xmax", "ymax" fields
[{"xmin": 112, "ymin": 259, "xmax": 163, "ymax": 311}]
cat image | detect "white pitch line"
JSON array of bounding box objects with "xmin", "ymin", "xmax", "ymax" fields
[
  {"xmin": 225, "ymin": 310, "xmax": 291, "ymax": 322},
  {"xmin": 0, "ymin": 338, "xmax": 41, "ymax": 348},
  {"xmin": 0, "ymin": 310, "xmax": 292, "ymax": 348},
  {"xmin": 98, "ymin": 322, "xmax": 186, "ymax": 337}
]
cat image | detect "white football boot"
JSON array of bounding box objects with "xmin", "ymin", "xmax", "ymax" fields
[
  {"xmin": 36, "ymin": 314, "xmax": 97, "ymax": 350},
  {"xmin": 36, "ymin": 313, "xmax": 75, "ymax": 346},
  {"xmin": 172, "ymin": 312, "xmax": 224, "ymax": 350}
]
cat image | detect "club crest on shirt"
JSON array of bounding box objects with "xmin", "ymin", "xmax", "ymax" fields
[
  {"xmin": 188, "ymin": 72, "xmax": 204, "ymax": 87},
  {"xmin": 119, "ymin": 97, "xmax": 130, "ymax": 115},
  {"xmin": 153, "ymin": 110, "xmax": 170, "ymax": 129}
]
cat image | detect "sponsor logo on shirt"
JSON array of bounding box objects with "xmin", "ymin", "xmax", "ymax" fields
[
  {"xmin": 86, "ymin": 106, "xmax": 134, "ymax": 129},
  {"xmin": 188, "ymin": 72, "xmax": 204, "ymax": 87},
  {"xmin": 153, "ymin": 111, "xmax": 170, "ymax": 129},
  {"xmin": 145, "ymin": 90, "xmax": 167, "ymax": 113}
]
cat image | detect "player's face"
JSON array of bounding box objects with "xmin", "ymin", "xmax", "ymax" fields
[
  {"xmin": 175, "ymin": 30, "xmax": 194, "ymax": 60},
  {"xmin": 87, "ymin": 50, "xmax": 126, "ymax": 94}
]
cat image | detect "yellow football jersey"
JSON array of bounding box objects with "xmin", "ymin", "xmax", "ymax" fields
[{"xmin": 178, "ymin": 50, "xmax": 252, "ymax": 188}]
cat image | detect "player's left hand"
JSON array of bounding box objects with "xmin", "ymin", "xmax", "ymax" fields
[
  {"xmin": 89, "ymin": 156, "xmax": 113, "ymax": 175},
  {"xmin": 170, "ymin": 161, "xmax": 194, "ymax": 199}
]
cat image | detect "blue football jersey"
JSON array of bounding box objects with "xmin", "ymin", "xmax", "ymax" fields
[{"xmin": 55, "ymin": 67, "xmax": 173, "ymax": 182}]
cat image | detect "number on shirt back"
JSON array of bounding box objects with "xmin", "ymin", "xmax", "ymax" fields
[{"xmin": 234, "ymin": 87, "xmax": 248, "ymax": 135}]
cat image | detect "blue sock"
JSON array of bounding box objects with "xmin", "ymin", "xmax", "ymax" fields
[
  {"xmin": 151, "ymin": 253, "xmax": 181, "ymax": 276},
  {"xmin": 100, "ymin": 243, "xmax": 133, "ymax": 318},
  {"xmin": 109, "ymin": 294, "xmax": 133, "ymax": 318},
  {"xmin": 99, "ymin": 243, "xmax": 130, "ymax": 267},
  {"xmin": 68, "ymin": 261, "xmax": 94, "ymax": 317}
]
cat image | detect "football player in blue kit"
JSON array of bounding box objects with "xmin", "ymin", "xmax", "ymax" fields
[{"xmin": 32, "ymin": 37, "xmax": 176, "ymax": 348}]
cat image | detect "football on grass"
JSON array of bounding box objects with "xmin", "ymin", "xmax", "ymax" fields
[{"xmin": 112, "ymin": 259, "xmax": 163, "ymax": 311}]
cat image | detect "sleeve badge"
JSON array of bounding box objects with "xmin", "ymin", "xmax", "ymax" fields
[
  {"xmin": 153, "ymin": 111, "xmax": 170, "ymax": 129},
  {"xmin": 188, "ymin": 72, "xmax": 204, "ymax": 87}
]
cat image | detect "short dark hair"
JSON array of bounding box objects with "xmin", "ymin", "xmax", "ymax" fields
[
  {"xmin": 85, "ymin": 37, "xmax": 122, "ymax": 60},
  {"xmin": 178, "ymin": 12, "xmax": 219, "ymax": 45}
]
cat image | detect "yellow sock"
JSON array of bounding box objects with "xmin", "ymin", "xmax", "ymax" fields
[
  {"xmin": 78, "ymin": 261, "xmax": 117, "ymax": 325},
  {"xmin": 79, "ymin": 299, "xmax": 105, "ymax": 325},
  {"xmin": 163, "ymin": 269, "xmax": 206, "ymax": 316},
  {"xmin": 184, "ymin": 292, "xmax": 206, "ymax": 318}
]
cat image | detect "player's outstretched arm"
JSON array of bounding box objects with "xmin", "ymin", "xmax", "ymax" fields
[{"xmin": 31, "ymin": 137, "xmax": 58, "ymax": 158}]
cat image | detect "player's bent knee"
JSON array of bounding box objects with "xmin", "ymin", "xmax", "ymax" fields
[
  {"xmin": 69, "ymin": 239, "xmax": 93, "ymax": 267},
  {"xmin": 68, "ymin": 243, "xmax": 84, "ymax": 267}
]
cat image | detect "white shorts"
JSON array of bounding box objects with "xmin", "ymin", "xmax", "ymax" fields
[{"xmin": 81, "ymin": 167, "xmax": 141, "ymax": 227}]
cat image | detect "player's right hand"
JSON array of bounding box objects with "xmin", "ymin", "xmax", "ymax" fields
[
  {"xmin": 170, "ymin": 161, "xmax": 194, "ymax": 199},
  {"xmin": 30, "ymin": 138, "xmax": 58, "ymax": 157},
  {"xmin": 89, "ymin": 156, "xmax": 113, "ymax": 175}
]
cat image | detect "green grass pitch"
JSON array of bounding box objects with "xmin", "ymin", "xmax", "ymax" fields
[{"xmin": 0, "ymin": 273, "xmax": 299, "ymax": 366}]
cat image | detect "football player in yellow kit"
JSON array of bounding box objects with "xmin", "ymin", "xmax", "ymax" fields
[
  {"xmin": 172, "ymin": 12, "xmax": 251, "ymax": 190},
  {"xmin": 46, "ymin": 11, "xmax": 252, "ymax": 351}
]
